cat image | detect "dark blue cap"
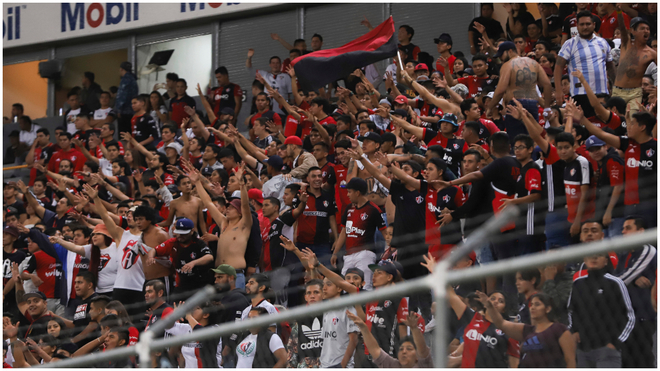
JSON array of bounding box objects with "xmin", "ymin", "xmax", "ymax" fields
[
  {"xmin": 266, "ymin": 155, "xmax": 283, "ymax": 170},
  {"xmin": 494, "ymin": 41, "xmax": 516, "ymax": 58},
  {"xmin": 369, "ymin": 260, "xmax": 398, "ymax": 277},
  {"xmin": 585, "ymin": 135, "xmax": 606, "ymax": 150},
  {"xmin": 173, "ymin": 218, "xmax": 194, "ymax": 234}
]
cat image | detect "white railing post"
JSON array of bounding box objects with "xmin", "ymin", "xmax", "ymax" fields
[
  {"xmin": 137, "ymin": 332, "xmax": 152, "ymax": 369},
  {"xmin": 433, "ymin": 261, "xmax": 450, "ymax": 367}
]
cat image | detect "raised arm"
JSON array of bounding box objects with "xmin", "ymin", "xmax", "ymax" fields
[
  {"xmin": 346, "ymin": 310, "xmax": 382, "ymax": 360},
  {"xmin": 196, "ymin": 83, "xmax": 217, "ymax": 124},
  {"xmin": 572, "ymin": 70, "xmax": 612, "ymax": 123},
  {"xmin": 120, "ymin": 132, "xmax": 155, "ymax": 161},
  {"xmin": 382, "ymin": 157, "xmax": 421, "ymax": 191},
  {"xmin": 14, "ymin": 180, "xmax": 46, "ymax": 221},
  {"xmin": 72, "ymin": 138, "xmax": 100, "ymax": 164},
  {"xmin": 489, "ymin": 62, "xmax": 511, "ymax": 111},
  {"xmin": 49, "ymin": 236, "xmax": 85, "ymax": 256},
  {"xmin": 346, "ymin": 150, "xmax": 391, "ymax": 188},
  {"xmin": 236, "ymin": 165, "xmax": 253, "ymax": 230},
  {"xmin": 300, "ymin": 248, "xmax": 358, "ymax": 294},
  {"xmin": 554, "ymin": 57, "xmax": 568, "ymax": 106},
  {"xmin": 82, "ymin": 183, "xmax": 124, "ymax": 242},
  {"xmin": 510, "ymin": 99, "xmax": 551, "ymax": 154},
  {"xmin": 475, "ymin": 290, "xmax": 525, "ymax": 341},
  {"xmin": 183, "ymin": 161, "xmax": 227, "ymax": 227},
  {"xmin": 389, "ymin": 112, "xmax": 424, "ymax": 140},
  {"xmin": 618, "ymin": 7, "xmax": 630, "ymax": 49},
  {"xmin": 270, "ymin": 33, "xmax": 294, "ymax": 51}
]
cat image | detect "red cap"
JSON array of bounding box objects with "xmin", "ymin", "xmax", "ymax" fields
[
  {"xmin": 414, "ymin": 63, "xmax": 429, "ymax": 71},
  {"xmin": 284, "ymin": 136, "xmax": 303, "ymax": 146},
  {"xmin": 394, "ymin": 95, "xmax": 408, "ymax": 105},
  {"xmin": 247, "ymin": 189, "xmax": 264, "ymax": 204}
]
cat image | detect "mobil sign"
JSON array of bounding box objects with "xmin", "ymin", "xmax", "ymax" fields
[
  {"xmin": 3, "ymin": 3, "xmax": 275, "ymax": 49},
  {"xmin": 61, "ymin": 3, "xmax": 140, "ymax": 32}
]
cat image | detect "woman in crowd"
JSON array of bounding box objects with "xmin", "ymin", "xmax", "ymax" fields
[
  {"xmin": 105, "ymin": 301, "xmax": 140, "ymax": 345},
  {"xmin": 23, "ymin": 203, "xmax": 41, "ymax": 229},
  {"xmin": 516, "ymin": 269, "xmax": 541, "ymax": 325},
  {"xmin": 47, "ymin": 317, "xmax": 70, "ymax": 342},
  {"xmin": 452, "ymin": 56, "xmax": 470, "ymax": 78},
  {"xmin": 423, "ymin": 254, "xmax": 519, "ymax": 368},
  {"xmin": 149, "ymin": 91, "xmax": 169, "ymax": 128},
  {"xmin": 236, "ymin": 307, "xmax": 288, "ymax": 368},
  {"xmin": 347, "ymin": 311, "xmax": 433, "ymax": 368},
  {"xmin": 475, "ymin": 291, "xmax": 576, "ymax": 368},
  {"xmin": 50, "ymin": 224, "xmax": 118, "ymax": 296}
]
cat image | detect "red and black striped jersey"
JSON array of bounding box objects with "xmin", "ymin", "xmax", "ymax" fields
[
  {"xmin": 296, "ymin": 189, "xmax": 337, "ymax": 245},
  {"xmin": 458, "ymin": 307, "xmax": 519, "ymax": 368},
  {"xmin": 516, "ymin": 161, "xmax": 542, "ymax": 235},
  {"xmin": 341, "ymin": 201, "xmax": 386, "ymax": 255},
  {"xmin": 480, "ymin": 156, "xmax": 521, "ymax": 232},
  {"xmin": 618, "ymin": 136, "xmax": 657, "ymax": 205},
  {"xmin": 544, "ymin": 145, "xmax": 595, "ymax": 223}
]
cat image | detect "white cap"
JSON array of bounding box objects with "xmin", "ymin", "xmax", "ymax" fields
[{"xmin": 166, "ymin": 142, "xmax": 183, "ymax": 155}]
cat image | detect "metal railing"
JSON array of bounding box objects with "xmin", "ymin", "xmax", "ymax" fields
[{"xmin": 43, "ymin": 208, "xmax": 657, "ymax": 368}]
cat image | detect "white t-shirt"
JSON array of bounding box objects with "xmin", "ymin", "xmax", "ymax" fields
[
  {"xmin": 99, "ymin": 158, "xmax": 113, "ymax": 177},
  {"xmin": 164, "ymin": 323, "xmax": 223, "ymax": 368},
  {"xmin": 66, "ymin": 108, "xmax": 82, "ymax": 134},
  {"xmin": 113, "ymin": 230, "xmax": 145, "ymax": 291},
  {"xmin": 235, "ymin": 332, "xmax": 284, "ymax": 368},
  {"xmin": 150, "ymin": 106, "xmax": 168, "ymax": 126},
  {"xmin": 82, "ymin": 242, "xmax": 119, "ymax": 294},
  {"xmin": 319, "ymin": 306, "xmax": 360, "ymax": 368},
  {"xmin": 247, "ymin": 67, "xmax": 292, "ymax": 115},
  {"xmin": 241, "ymin": 300, "xmax": 279, "ymax": 327},
  {"xmin": 19, "ymin": 123, "xmax": 40, "ymax": 147},
  {"xmin": 5, "ymin": 340, "xmax": 14, "ymax": 367},
  {"xmin": 94, "ymin": 107, "xmax": 114, "ymax": 121}
]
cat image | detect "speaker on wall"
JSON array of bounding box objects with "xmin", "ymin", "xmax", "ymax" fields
[{"xmin": 38, "ymin": 60, "xmax": 63, "ymax": 79}]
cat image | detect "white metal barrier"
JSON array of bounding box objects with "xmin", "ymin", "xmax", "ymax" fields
[{"xmin": 42, "ymin": 208, "xmax": 657, "ymax": 368}]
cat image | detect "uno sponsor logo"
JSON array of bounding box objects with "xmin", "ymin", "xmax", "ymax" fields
[
  {"xmin": 627, "ymin": 158, "xmax": 653, "ymax": 169},
  {"xmin": 3, "ymin": 5, "xmax": 22, "ymax": 40},
  {"xmin": 61, "ymin": 3, "xmax": 139, "ymax": 32},
  {"xmin": 465, "ymin": 329, "xmax": 499, "ymax": 346}
]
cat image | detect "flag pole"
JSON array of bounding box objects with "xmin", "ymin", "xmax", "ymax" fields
[{"xmin": 397, "ymin": 51, "xmax": 403, "ymax": 68}]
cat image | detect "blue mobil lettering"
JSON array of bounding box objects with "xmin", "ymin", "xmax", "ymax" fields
[
  {"xmin": 61, "ymin": 3, "xmax": 139, "ymax": 32},
  {"xmin": 3, "ymin": 5, "xmax": 21, "ymax": 40}
]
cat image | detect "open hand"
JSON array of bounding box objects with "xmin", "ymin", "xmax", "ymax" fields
[
  {"xmin": 421, "ymin": 253, "xmax": 436, "ymax": 273},
  {"xmin": 280, "ymin": 236, "xmax": 297, "ymax": 252},
  {"xmin": 247, "ymin": 48, "xmax": 255, "ymax": 58}
]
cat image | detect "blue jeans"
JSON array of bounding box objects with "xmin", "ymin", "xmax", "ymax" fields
[
  {"xmin": 605, "ymin": 217, "xmax": 625, "ymax": 238},
  {"xmin": 545, "ymin": 210, "xmax": 572, "ymax": 250},
  {"xmin": 235, "ymin": 273, "xmax": 245, "ymax": 290}
]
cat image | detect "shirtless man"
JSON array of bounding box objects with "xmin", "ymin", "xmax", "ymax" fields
[
  {"xmin": 157, "ymin": 176, "xmax": 206, "ymax": 235},
  {"xmin": 613, "ymin": 13, "xmax": 657, "ymax": 115},
  {"xmin": 185, "ymin": 162, "xmax": 252, "ymax": 289},
  {"xmin": 488, "ymin": 41, "xmax": 552, "ymax": 141}
]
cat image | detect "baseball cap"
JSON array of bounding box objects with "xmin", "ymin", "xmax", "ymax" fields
[
  {"xmin": 393, "ymin": 261, "xmax": 404, "ymax": 276},
  {"xmin": 391, "ymin": 109, "xmax": 409, "ymax": 119},
  {"xmin": 24, "ymin": 291, "xmax": 47, "ymax": 301},
  {"xmin": 346, "ymin": 178, "xmax": 368, "ymax": 194},
  {"xmin": 166, "ymin": 142, "xmax": 183, "ymax": 155},
  {"xmin": 585, "ymin": 135, "xmax": 606, "ymax": 150},
  {"xmin": 439, "ymin": 113, "xmax": 459, "ymax": 127},
  {"xmin": 128, "ymin": 206, "xmax": 138, "ymax": 213},
  {"xmin": 368, "ymin": 260, "xmax": 398, "ymax": 277},
  {"xmin": 630, "ymin": 16, "xmax": 650, "ymax": 30},
  {"xmin": 247, "ymin": 189, "xmax": 264, "ymax": 204},
  {"xmin": 345, "ymin": 268, "xmax": 365, "ymax": 281},
  {"xmin": 434, "ymin": 33, "xmax": 453, "ymax": 45},
  {"xmin": 4, "ymin": 225, "xmax": 19, "ymax": 238},
  {"xmin": 266, "ymin": 155, "xmax": 283, "ymax": 170},
  {"xmin": 337, "ymin": 130, "xmax": 354, "ymax": 139},
  {"xmin": 451, "ymin": 84, "xmax": 470, "ymax": 99},
  {"xmin": 357, "ymin": 131, "xmax": 382, "ymax": 144},
  {"xmin": 212, "ymin": 264, "xmax": 237, "ymax": 277},
  {"xmin": 494, "ymin": 41, "xmax": 516, "ymax": 58},
  {"xmin": 381, "ymin": 132, "xmax": 397, "ymax": 144},
  {"xmin": 220, "ymin": 107, "xmax": 235, "ymax": 115},
  {"xmin": 394, "ymin": 95, "xmax": 408, "ymax": 105},
  {"xmin": 379, "ymin": 98, "xmax": 391, "ymax": 107},
  {"xmin": 228, "ymin": 199, "xmax": 242, "ymax": 215},
  {"xmin": 5, "ymin": 206, "xmax": 19, "ymax": 217},
  {"xmin": 414, "ymin": 63, "xmax": 429, "ymax": 71},
  {"xmin": 201, "ymin": 166, "xmax": 214, "ymax": 176},
  {"xmin": 284, "ymin": 136, "xmax": 303, "ymax": 146},
  {"xmin": 485, "ymin": 91, "xmax": 495, "ymax": 99},
  {"xmin": 173, "ymin": 218, "xmax": 195, "ymax": 234}
]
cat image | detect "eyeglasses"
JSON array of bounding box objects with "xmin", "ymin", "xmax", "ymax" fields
[{"xmin": 513, "ymin": 145, "xmax": 530, "ymax": 151}]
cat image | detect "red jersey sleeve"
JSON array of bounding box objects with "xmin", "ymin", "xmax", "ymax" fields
[
  {"xmin": 118, "ymin": 141, "xmax": 125, "ymax": 155},
  {"xmin": 606, "ymin": 158, "xmax": 624, "ymax": 186},
  {"xmin": 454, "ymin": 186, "xmax": 467, "ymax": 207},
  {"xmin": 164, "ymin": 174, "xmax": 175, "ymax": 186},
  {"xmin": 396, "ymin": 298, "xmax": 409, "ymax": 323},
  {"xmin": 507, "ymin": 337, "xmax": 520, "ymax": 358},
  {"xmin": 233, "ymin": 85, "xmax": 243, "ymax": 97},
  {"xmin": 525, "ymin": 168, "xmax": 543, "ymax": 194},
  {"xmin": 543, "ymin": 144, "xmax": 560, "ymax": 165},
  {"xmin": 607, "ymin": 112, "xmax": 622, "ymax": 130},
  {"xmin": 484, "ymin": 119, "xmax": 500, "ymax": 136},
  {"xmin": 128, "ymin": 326, "xmax": 140, "ymax": 346},
  {"xmin": 412, "ymin": 46, "xmax": 421, "ymax": 61},
  {"xmin": 155, "ymin": 239, "xmax": 175, "ymax": 257}
]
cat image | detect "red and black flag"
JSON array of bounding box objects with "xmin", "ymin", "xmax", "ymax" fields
[{"xmin": 291, "ymin": 16, "xmax": 397, "ymax": 92}]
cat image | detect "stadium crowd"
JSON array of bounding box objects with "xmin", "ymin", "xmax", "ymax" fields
[{"xmin": 2, "ymin": 2, "xmax": 658, "ymax": 368}]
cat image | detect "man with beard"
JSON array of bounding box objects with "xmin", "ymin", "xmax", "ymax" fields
[
  {"xmin": 241, "ymin": 273, "xmax": 278, "ymax": 332},
  {"xmin": 488, "ymin": 41, "xmax": 553, "ymax": 142},
  {"xmin": 143, "ymin": 280, "xmax": 173, "ymax": 332},
  {"xmin": 612, "ymin": 15, "xmax": 657, "ymax": 115},
  {"xmin": 212, "ymin": 264, "xmax": 250, "ymax": 368}
]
